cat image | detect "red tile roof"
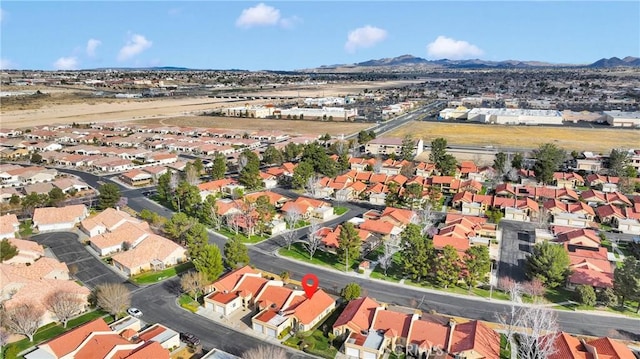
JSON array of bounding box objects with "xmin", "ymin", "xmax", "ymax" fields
[
  {"xmin": 291, "ymin": 289, "xmax": 335, "ymax": 325},
  {"xmin": 449, "ymin": 320, "xmax": 501, "ymax": 358},
  {"xmin": 333, "ymin": 297, "xmax": 380, "ymax": 333},
  {"xmin": 586, "ymin": 337, "xmax": 636, "ymax": 359},
  {"xmin": 372, "ymin": 309, "xmax": 412, "ymax": 339},
  {"xmin": 212, "ymin": 265, "xmax": 259, "ymax": 293},
  {"xmin": 42, "ymin": 318, "xmax": 111, "ymax": 357}
]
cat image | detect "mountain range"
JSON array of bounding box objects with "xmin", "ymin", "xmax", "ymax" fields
[{"xmin": 309, "ymin": 55, "xmax": 640, "ymax": 71}]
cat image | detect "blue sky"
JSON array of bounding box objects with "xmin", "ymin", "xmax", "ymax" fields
[{"xmin": 1, "ymin": 1, "xmax": 638, "ymax": 71}]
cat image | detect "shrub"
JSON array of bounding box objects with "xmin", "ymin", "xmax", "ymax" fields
[
  {"xmin": 596, "ymin": 287, "xmax": 617, "ymax": 307},
  {"xmin": 574, "ymin": 285, "xmax": 596, "ymax": 306}
]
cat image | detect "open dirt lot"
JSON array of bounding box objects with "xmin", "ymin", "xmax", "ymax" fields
[
  {"xmin": 387, "ymin": 121, "xmax": 640, "ymax": 153},
  {"xmin": 0, "ymin": 79, "xmax": 422, "ymax": 130},
  {"xmin": 132, "ymin": 116, "xmax": 372, "ymax": 136}
]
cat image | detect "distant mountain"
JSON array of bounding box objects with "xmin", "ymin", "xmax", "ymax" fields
[
  {"xmin": 305, "ymin": 54, "xmax": 640, "ymax": 72},
  {"xmin": 589, "ymin": 56, "xmax": 640, "ymax": 68}
]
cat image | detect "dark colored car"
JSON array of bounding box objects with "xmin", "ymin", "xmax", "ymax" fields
[{"xmin": 180, "ymin": 332, "xmax": 200, "ymax": 347}]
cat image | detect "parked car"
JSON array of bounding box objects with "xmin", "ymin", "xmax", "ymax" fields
[
  {"xmin": 127, "ymin": 307, "xmax": 143, "ymax": 318},
  {"xmin": 180, "ymin": 332, "xmax": 200, "ymax": 347}
]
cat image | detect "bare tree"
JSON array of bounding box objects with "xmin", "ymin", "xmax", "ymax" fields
[
  {"xmin": 282, "ymin": 209, "xmax": 301, "ymax": 250},
  {"xmin": 303, "ymin": 221, "xmax": 322, "ymax": 260},
  {"xmin": 237, "ymin": 153, "xmax": 249, "ymax": 172},
  {"xmin": 180, "ymin": 271, "xmax": 207, "ymax": 302},
  {"xmin": 412, "ymin": 204, "xmax": 435, "ymax": 236},
  {"xmin": 372, "ymin": 158, "xmax": 383, "ymax": 174},
  {"xmin": 184, "ymin": 165, "xmax": 200, "ymax": 186},
  {"xmin": 515, "ymin": 301, "xmax": 559, "ymax": 359},
  {"xmin": 226, "ymin": 213, "xmax": 241, "ymax": 235},
  {"xmin": 243, "ymin": 345, "xmax": 288, "ymax": 359},
  {"xmin": 534, "ymin": 206, "xmax": 550, "ymax": 229},
  {"xmin": 209, "ymin": 204, "xmax": 224, "ymax": 231},
  {"xmin": 304, "ymin": 175, "xmax": 321, "ymax": 198},
  {"xmin": 45, "ymin": 290, "xmax": 86, "ymax": 328},
  {"xmin": 95, "ymin": 283, "xmax": 131, "ymax": 320},
  {"xmin": 335, "ymin": 189, "xmax": 349, "ymax": 203},
  {"xmin": 1, "ymin": 302, "xmax": 44, "ymax": 342},
  {"xmin": 522, "ymin": 278, "xmax": 546, "ymax": 298}
]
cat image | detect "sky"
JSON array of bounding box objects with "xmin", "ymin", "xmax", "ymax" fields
[{"xmin": 1, "ymin": 1, "xmax": 639, "ymax": 71}]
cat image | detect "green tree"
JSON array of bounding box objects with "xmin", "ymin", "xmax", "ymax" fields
[
  {"xmin": 282, "ymin": 142, "xmax": 302, "ymax": 162},
  {"xmin": 613, "ymin": 256, "xmax": 640, "ymax": 311},
  {"xmin": 98, "ymin": 183, "xmax": 121, "ymax": 210},
  {"xmin": 399, "ymin": 135, "xmax": 415, "ymax": 161},
  {"xmin": 185, "ymin": 222, "xmax": 209, "ymax": 260},
  {"xmin": 526, "ymin": 241, "xmax": 570, "ymax": 288},
  {"xmin": 0, "ymin": 239, "xmax": 19, "ymax": 262},
  {"xmin": 255, "ymin": 195, "xmax": 275, "ymax": 235},
  {"xmin": 9, "ymin": 194, "xmax": 20, "ymax": 205},
  {"xmin": 574, "ymin": 285, "xmax": 596, "ymax": 306},
  {"xmin": 301, "ymin": 142, "xmax": 337, "ymax": 177},
  {"xmin": 319, "ymin": 133, "xmax": 332, "ymax": 141},
  {"xmin": 493, "ymin": 152, "xmax": 507, "ymax": 173},
  {"xmin": 403, "ymin": 183, "xmax": 423, "ymax": 209},
  {"xmin": 463, "ymin": 246, "xmax": 491, "ymax": 288},
  {"xmin": 164, "ymin": 212, "xmax": 195, "ymax": 244},
  {"xmin": 157, "ymin": 172, "xmax": 173, "ymax": 202},
  {"xmin": 292, "ymin": 161, "xmax": 315, "ymax": 189},
  {"xmin": 47, "ymin": 187, "xmax": 65, "ymax": 207},
  {"xmin": 607, "ymin": 148, "xmax": 630, "ymax": 177},
  {"xmin": 173, "ymin": 181, "xmax": 201, "ymax": 216},
  {"xmin": 224, "ymin": 236, "xmax": 250, "ymax": 269},
  {"xmin": 340, "ymin": 282, "xmax": 361, "ymax": 301},
  {"xmin": 511, "ymin": 152, "xmax": 524, "ymax": 169},
  {"xmin": 399, "ymin": 223, "xmax": 434, "ymax": 282},
  {"xmin": 30, "ymin": 152, "xmax": 42, "ymax": 164},
  {"xmin": 192, "ymin": 158, "xmax": 204, "ymax": 175},
  {"xmin": 211, "ymin": 153, "xmax": 227, "ymax": 180},
  {"xmin": 262, "ymin": 145, "xmax": 284, "ymax": 165},
  {"xmin": 435, "ymin": 245, "xmax": 461, "ymax": 288},
  {"xmin": 195, "ymin": 244, "xmax": 224, "ymax": 281},
  {"xmin": 486, "ymin": 208, "xmax": 503, "ymax": 224},
  {"xmin": 532, "ymin": 143, "xmax": 567, "ymax": 185},
  {"xmin": 337, "ymin": 222, "xmax": 361, "ymax": 266},
  {"xmin": 21, "ymin": 192, "xmax": 48, "ymax": 216},
  {"xmin": 238, "ymin": 150, "xmax": 262, "ymax": 190},
  {"xmin": 357, "ymin": 130, "xmax": 374, "ymax": 144},
  {"xmin": 429, "ymin": 138, "xmax": 448, "ymax": 170}
]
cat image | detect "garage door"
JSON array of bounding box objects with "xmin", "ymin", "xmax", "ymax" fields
[
  {"xmin": 266, "ymin": 328, "xmax": 276, "ymax": 337},
  {"xmin": 346, "ymin": 347, "xmax": 360, "ymax": 358},
  {"xmin": 215, "ymin": 305, "xmax": 224, "ymax": 314},
  {"xmin": 364, "ymin": 352, "xmax": 377, "ymax": 359},
  {"xmin": 253, "ymin": 323, "xmax": 263, "ymax": 333}
]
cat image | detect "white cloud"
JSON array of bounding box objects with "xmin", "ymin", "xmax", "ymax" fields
[
  {"xmin": 53, "ymin": 57, "xmax": 79, "ymax": 70},
  {"xmin": 0, "ymin": 58, "xmax": 14, "ymax": 69},
  {"xmin": 86, "ymin": 38, "xmax": 102, "ymax": 57},
  {"xmin": 117, "ymin": 33, "xmax": 152, "ymax": 61},
  {"xmin": 426, "ymin": 35, "xmax": 484, "ymax": 60},
  {"xmin": 344, "ymin": 25, "xmax": 388, "ymax": 53},
  {"xmin": 235, "ymin": 3, "xmax": 298, "ymax": 29}
]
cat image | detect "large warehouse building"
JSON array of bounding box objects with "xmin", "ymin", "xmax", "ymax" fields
[
  {"xmin": 603, "ymin": 110, "xmax": 640, "ymax": 127},
  {"xmin": 466, "ymin": 108, "xmax": 563, "ymax": 125}
]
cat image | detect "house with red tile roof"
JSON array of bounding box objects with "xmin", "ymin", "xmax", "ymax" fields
[
  {"xmin": 111, "ymin": 234, "xmax": 187, "ymax": 277},
  {"xmin": 333, "ymin": 297, "xmax": 381, "ymax": 337},
  {"xmin": 555, "ymin": 228, "xmax": 600, "ymax": 248},
  {"xmin": 565, "ymin": 243, "xmax": 614, "ymax": 289},
  {"xmin": 33, "ymin": 204, "xmax": 88, "ymax": 232},
  {"xmin": 197, "ymin": 178, "xmax": 239, "ymax": 200},
  {"xmin": 204, "ymin": 268, "xmax": 267, "ymax": 316},
  {"xmin": 0, "ymin": 213, "xmax": 20, "ymax": 239},
  {"xmin": 119, "ymin": 169, "xmax": 153, "ymax": 187},
  {"xmin": 318, "ymin": 225, "xmax": 374, "ymax": 253},
  {"xmin": 24, "ymin": 317, "xmax": 171, "ymax": 359},
  {"xmin": 585, "ymin": 336, "xmax": 636, "ymax": 359},
  {"xmin": 244, "ymin": 190, "xmax": 290, "ymax": 208},
  {"xmin": 281, "ymin": 196, "xmax": 332, "ymax": 220},
  {"xmin": 554, "ymin": 172, "xmax": 585, "ymax": 189},
  {"xmin": 448, "ymin": 320, "xmax": 500, "ymax": 359},
  {"xmin": 595, "ymin": 204, "xmax": 626, "ymax": 225},
  {"xmin": 136, "ymin": 323, "xmax": 180, "ymax": 350},
  {"xmin": 406, "ymin": 314, "xmax": 450, "ymax": 358}
]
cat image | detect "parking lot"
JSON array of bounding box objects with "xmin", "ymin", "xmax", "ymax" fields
[
  {"xmin": 31, "ymin": 231, "xmax": 135, "ymax": 290},
  {"xmin": 497, "ymin": 220, "xmax": 536, "ymax": 283}
]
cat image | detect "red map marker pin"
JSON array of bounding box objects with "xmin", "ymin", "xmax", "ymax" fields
[{"xmin": 301, "ymin": 273, "xmax": 319, "ymax": 299}]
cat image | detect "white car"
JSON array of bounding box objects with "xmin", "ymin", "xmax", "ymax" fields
[{"xmin": 127, "ymin": 307, "xmax": 143, "ymax": 318}]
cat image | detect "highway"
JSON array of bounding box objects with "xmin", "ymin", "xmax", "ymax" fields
[{"xmin": 57, "ymin": 169, "xmax": 640, "ymax": 344}]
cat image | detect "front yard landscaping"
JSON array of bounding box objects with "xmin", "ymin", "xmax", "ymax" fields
[
  {"xmin": 215, "ymin": 226, "xmax": 268, "ymax": 244},
  {"xmin": 131, "ymin": 261, "xmax": 194, "ymax": 284},
  {"xmin": 283, "ymin": 305, "xmax": 345, "ymax": 359},
  {"xmin": 279, "ymin": 243, "xmax": 357, "ymax": 272},
  {"xmin": 178, "ymin": 294, "xmax": 201, "ymax": 313},
  {"xmin": 2, "ymin": 310, "xmax": 113, "ymax": 359}
]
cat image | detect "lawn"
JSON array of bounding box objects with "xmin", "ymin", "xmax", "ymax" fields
[
  {"xmin": 2, "ymin": 310, "xmax": 113, "ymax": 359},
  {"xmin": 179, "ymin": 294, "xmax": 201, "ymax": 313},
  {"xmin": 130, "ymin": 261, "xmax": 194, "ymax": 284},
  {"xmin": 283, "ymin": 305, "xmax": 344, "ymax": 358},
  {"xmin": 215, "ymin": 226, "xmax": 268, "ymax": 244},
  {"xmin": 279, "ymin": 243, "xmax": 357, "ymax": 272},
  {"xmin": 333, "ymin": 206, "xmax": 349, "ymax": 216}
]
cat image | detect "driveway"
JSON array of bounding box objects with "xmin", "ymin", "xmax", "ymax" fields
[
  {"xmin": 31, "ymin": 232, "xmax": 135, "ymax": 290},
  {"xmin": 497, "ymin": 220, "xmax": 535, "ymax": 283}
]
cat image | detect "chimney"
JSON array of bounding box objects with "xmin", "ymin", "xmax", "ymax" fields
[
  {"xmin": 116, "ymin": 206, "xmax": 120, "ymax": 211},
  {"xmin": 446, "ymin": 319, "xmax": 456, "ymax": 353}
]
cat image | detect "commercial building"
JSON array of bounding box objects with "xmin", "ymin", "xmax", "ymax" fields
[
  {"xmin": 365, "ymin": 137, "xmax": 424, "ymax": 157},
  {"xmin": 603, "ymin": 110, "xmax": 640, "ymax": 127},
  {"xmin": 467, "ymin": 108, "xmax": 563, "ymax": 125},
  {"xmin": 276, "ymin": 107, "xmax": 358, "ymax": 121}
]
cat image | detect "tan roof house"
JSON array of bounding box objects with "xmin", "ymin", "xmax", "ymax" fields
[
  {"xmin": 3, "ymin": 238, "xmax": 44, "ymax": 264},
  {"xmin": 80, "ymin": 207, "xmax": 140, "ymax": 237},
  {"xmin": 89, "ymin": 221, "xmax": 151, "ymax": 256},
  {"xmin": 111, "ymin": 234, "xmax": 187, "ymax": 277},
  {"xmin": 0, "ymin": 213, "xmax": 20, "ymax": 239},
  {"xmin": 33, "ymin": 204, "xmax": 88, "ymax": 232}
]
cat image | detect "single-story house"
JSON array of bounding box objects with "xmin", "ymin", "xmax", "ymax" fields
[
  {"xmin": 32, "ymin": 204, "xmax": 88, "ymax": 232},
  {"xmin": 111, "ymin": 234, "xmax": 187, "ymax": 277}
]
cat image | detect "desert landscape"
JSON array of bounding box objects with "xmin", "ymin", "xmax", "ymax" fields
[{"xmin": 387, "ymin": 122, "xmax": 640, "ymax": 153}]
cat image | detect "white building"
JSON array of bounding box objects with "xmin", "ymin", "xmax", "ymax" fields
[
  {"xmin": 365, "ymin": 137, "xmax": 424, "ymax": 157},
  {"xmin": 277, "ymin": 107, "xmax": 358, "ymax": 121},
  {"xmin": 467, "ymin": 108, "xmax": 563, "ymax": 125},
  {"xmin": 603, "ymin": 110, "xmax": 640, "ymax": 128},
  {"xmin": 220, "ymin": 105, "xmax": 274, "ymax": 118}
]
